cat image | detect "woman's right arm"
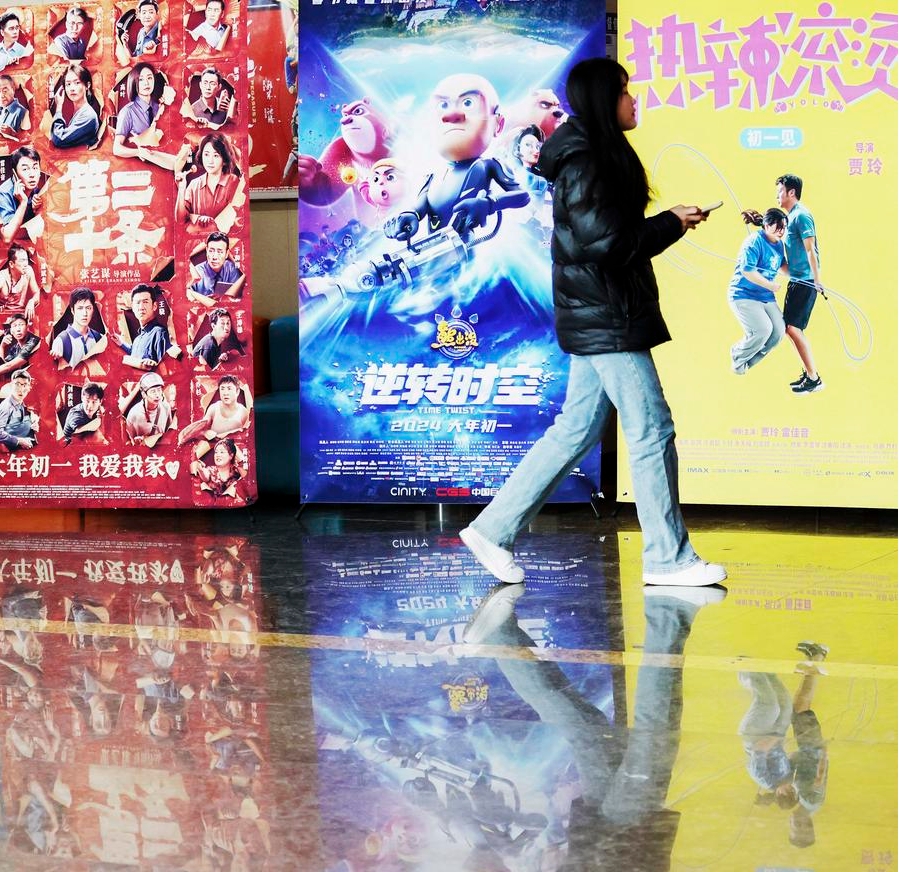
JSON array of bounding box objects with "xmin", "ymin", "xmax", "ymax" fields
[{"xmin": 559, "ymin": 161, "xmax": 691, "ymax": 265}]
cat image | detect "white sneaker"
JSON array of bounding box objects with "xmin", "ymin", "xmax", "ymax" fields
[
  {"xmin": 463, "ymin": 583, "xmax": 525, "ymax": 645},
  {"xmin": 643, "ymin": 561, "xmax": 727, "ymax": 587},
  {"xmin": 460, "ymin": 526, "xmax": 524, "ymax": 584},
  {"xmin": 644, "ymin": 584, "xmax": 727, "ymax": 607}
]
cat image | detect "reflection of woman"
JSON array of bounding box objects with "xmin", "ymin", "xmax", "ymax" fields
[
  {"xmin": 175, "ymin": 131, "xmax": 241, "ymax": 230},
  {"xmin": 0, "ymin": 243, "xmax": 38, "ymax": 320},
  {"xmin": 50, "ymin": 62, "xmax": 100, "ymax": 148},
  {"xmin": 461, "ymin": 58, "xmax": 724, "ymax": 588},
  {"xmin": 190, "ymin": 436, "xmax": 241, "ymax": 496}
]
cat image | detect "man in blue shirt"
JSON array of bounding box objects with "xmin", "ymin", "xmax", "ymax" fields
[
  {"xmin": 745, "ymin": 175, "xmax": 824, "ymax": 394},
  {"xmin": 50, "ymin": 287, "xmax": 104, "ymax": 368},
  {"xmin": 0, "ymin": 367, "xmax": 36, "ymax": 449},
  {"xmin": 112, "ymin": 283, "xmax": 171, "ymax": 368},
  {"xmin": 0, "ymin": 75, "xmax": 25, "ymax": 132},
  {"xmin": 0, "ymin": 146, "xmax": 44, "ymax": 245},
  {"xmin": 188, "ymin": 231, "xmax": 244, "ymax": 305},
  {"xmin": 776, "ymin": 174, "xmax": 824, "ymax": 394},
  {"xmin": 189, "ymin": 0, "xmax": 227, "ymax": 51},
  {"xmin": 0, "ymin": 13, "xmax": 32, "ymax": 72},
  {"xmin": 133, "ymin": 0, "xmax": 160, "ymax": 55},
  {"xmin": 53, "ymin": 8, "xmax": 89, "ymax": 59}
]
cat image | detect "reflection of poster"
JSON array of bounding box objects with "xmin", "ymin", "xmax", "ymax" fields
[
  {"xmin": 0, "ymin": 532, "xmax": 277, "ymax": 867},
  {"xmin": 298, "ymin": 0, "xmax": 604, "ymax": 503},
  {"xmin": 246, "ymin": 0, "xmax": 296, "ymax": 197},
  {"xmin": 0, "ymin": 0, "xmax": 256, "ymax": 507},
  {"xmin": 305, "ymin": 531, "xmax": 621, "ymax": 870},
  {"xmin": 617, "ymin": 2, "xmax": 897, "ymax": 508}
]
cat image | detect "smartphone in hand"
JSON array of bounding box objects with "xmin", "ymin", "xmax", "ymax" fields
[{"xmin": 701, "ymin": 200, "xmax": 724, "ymax": 216}]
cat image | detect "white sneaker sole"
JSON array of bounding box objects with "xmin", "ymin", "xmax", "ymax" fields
[
  {"xmin": 460, "ymin": 527, "xmax": 524, "ymax": 584},
  {"xmin": 643, "ymin": 561, "xmax": 727, "ymax": 587}
]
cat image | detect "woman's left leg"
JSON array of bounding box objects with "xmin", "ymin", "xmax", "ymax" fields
[{"xmin": 593, "ymin": 351, "xmax": 724, "ymax": 583}]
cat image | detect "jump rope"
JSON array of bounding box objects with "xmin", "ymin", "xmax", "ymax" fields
[{"xmin": 650, "ymin": 143, "xmax": 874, "ymax": 363}]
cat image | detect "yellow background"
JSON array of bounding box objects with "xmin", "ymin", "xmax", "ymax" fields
[
  {"xmin": 619, "ymin": 530, "xmax": 897, "ymax": 871},
  {"xmin": 618, "ymin": 1, "xmax": 897, "ymax": 507}
]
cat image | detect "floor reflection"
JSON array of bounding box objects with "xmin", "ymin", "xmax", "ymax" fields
[{"xmin": 0, "ymin": 508, "xmax": 893, "ymax": 871}]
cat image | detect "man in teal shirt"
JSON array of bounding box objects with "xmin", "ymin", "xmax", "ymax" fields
[{"xmin": 775, "ymin": 174, "xmax": 824, "ymax": 394}]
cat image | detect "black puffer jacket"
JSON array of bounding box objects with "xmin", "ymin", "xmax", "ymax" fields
[{"xmin": 537, "ymin": 118, "xmax": 685, "ymax": 355}]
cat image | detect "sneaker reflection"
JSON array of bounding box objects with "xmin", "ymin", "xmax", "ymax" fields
[{"xmin": 463, "ymin": 582, "xmax": 726, "ymax": 871}]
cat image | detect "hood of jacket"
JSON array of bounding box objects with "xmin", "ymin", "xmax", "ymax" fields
[{"xmin": 536, "ymin": 117, "xmax": 590, "ymax": 184}]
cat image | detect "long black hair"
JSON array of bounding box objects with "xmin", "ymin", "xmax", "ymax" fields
[{"xmin": 565, "ymin": 57, "xmax": 651, "ymax": 215}]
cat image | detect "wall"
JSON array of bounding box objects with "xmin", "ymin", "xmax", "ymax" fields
[{"xmin": 250, "ymin": 199, "xmax": 299, "ymax": 319}]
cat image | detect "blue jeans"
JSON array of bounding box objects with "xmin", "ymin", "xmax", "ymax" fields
[
  {"xmin": 471, "ymin": 351, "xmax": 698, "ymax": 574},
  {"xmin": 491, "ymin": 595, "xmax": 698, "ymax": 820}
]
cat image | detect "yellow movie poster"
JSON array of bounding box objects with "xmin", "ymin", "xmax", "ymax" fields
[{"xmin": 618, "ymin": 2, "xmax": 897, "ymax": 507}]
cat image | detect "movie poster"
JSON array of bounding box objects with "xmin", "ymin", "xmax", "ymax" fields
[
  {"xmin": 0, "ymin": 532, "xmax": 279, "ymax": 867},
  {"xmin": 246, "ymin": 0, "xmax": 296, "ymax": 196},
  {"xmin": 304, "ymin": 530, "xmax": 621, "ymax": 870},
  {"xmin": 617, "ymin": 1, "xmax": 897, "ymax": 508},
  {"xmin": 0, "ymin": 0, "xmax": 256, "ymax": 508},
  {"xmin": 298, "ymin": 0, "xmax": 605, "ymax": 503}
]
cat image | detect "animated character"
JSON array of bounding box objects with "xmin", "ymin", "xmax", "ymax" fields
[
  {"xmin": 505, "ymin": 88, "xmax": 566, "ymax": 140},
  {"xmin": 384, "ymin": 73, "xmax": 528, "ymax": 242},
  {"xmin": 358, "ymin": 159, "xmax": 406, "ymax": 219},
  {"xmin": 297, "ymin": 97, "xmax": 392, "ymax": 216}
]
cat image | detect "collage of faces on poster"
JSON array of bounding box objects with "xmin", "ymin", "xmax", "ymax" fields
[
  {"xmin": 0, "ymin": 0, "xmax": 255, "ymax": 507},
  {"xmin": 0, "ymin": 534, "xmax": 275, "ymax": 866}
]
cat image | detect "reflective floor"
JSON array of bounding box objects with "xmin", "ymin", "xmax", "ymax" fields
[{"xmin": 0, "ymin": 502, "xmax": 894, "ymax": 871}]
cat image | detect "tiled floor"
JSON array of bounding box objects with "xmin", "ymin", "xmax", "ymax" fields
[{"xmin": 0, "ymin": 502, "xmax": 894, "ymax": 870}]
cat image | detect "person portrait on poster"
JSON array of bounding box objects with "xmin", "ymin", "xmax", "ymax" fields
[
  {"xmin": 0, "ymin": 242, "xmax": 39, "ymax": 321},
  {"xmin": 0, "ymin": 145, "xmax": 46, "ymax": 244},
  {"xmin": 61, "ymin": 381, "xmax": 105, "ymax": 445},
  {"xmin": 50, "ymin": 287, "xmax": 105, "ymax": 368},
  {"xmin": 0, "ymin": 313, "xmax": 39, "ymax": 375},
  {"xmin": 187, "ymin": 0, "xmax": 229, "ymax": 52},
  {"xmin": 111, "ymin": 282, "xmax": 172, "ymax": 369},
  {"xmin": 176, "ymin": 131, "xmax": 243, "ymax": 232},
  {"xmin": 50, "ymin": 62, "xmax": 101, "ymax": 149},
  {"xmin": 0, "ymin": 367, "xmax": 38, "ymax": 450},
  {"xmin": 52, "ymin": 7, "xmax": 90, "ymax": 61},
  {"xmin": 177, "ymin": 372, "xmax": 249, "ymax": 449},
  {"xmin": 0, "ymin": 13, "xmax": 34, "ymax": 73},
  {"xmin": 121, "ymin": 370, "xmax": 176, "ymax": 445},
  {"xmin": 190, "ymin": 67, "xmax": 232, "ymax": 128},
  {"xmin": 187, "ymin": 231, "xmax": 244, "ymax": 304},
  {"xmin": 133, "ymin": 0, "xmax": 161, "ymax": 57},
  {"xmin": 191, "ymin": 305, "xmax": 244, "ymax": 369},
  {"xmin": 0, "ymin": 75, "xmax": 26, "ymax": 133}
]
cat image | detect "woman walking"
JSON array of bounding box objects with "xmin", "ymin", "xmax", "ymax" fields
[{"xmin": 461, "ymin": 57, "xmax": 726, "ymax": 588}]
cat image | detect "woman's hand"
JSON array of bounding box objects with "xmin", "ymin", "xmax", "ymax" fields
[{"xmin": 670, "ymin": 204, "xmax": 705, "ymax": 231}]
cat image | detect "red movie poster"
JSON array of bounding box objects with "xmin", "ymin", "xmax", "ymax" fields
[
  {"xmin": 246, "ymin": 0, "xmax": 296, "ymax": 196},
  {"xmin": 0, "ymin": 0, "xmax": 256, "ymax": 507},
  {"xmin": 0, "ymin": 532, "xmax": 278, "ymax": 866}
]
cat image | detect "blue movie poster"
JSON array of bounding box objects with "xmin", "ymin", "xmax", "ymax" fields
[
  {"xmin": 304, "ymin": 531, "xmax": 620, "ymax": 870},
  {"xmin": 298, "ymin": 0, "xmax": 606, "ymax": 503}
]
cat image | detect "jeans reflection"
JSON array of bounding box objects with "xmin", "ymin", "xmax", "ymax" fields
[
  {"xmin": 463, "ymin": 582, "xmax": 726, "ymax": 871},
  {"xmin": 738, "ymin": 641, "xmax": 829, "ymax": 848}
]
